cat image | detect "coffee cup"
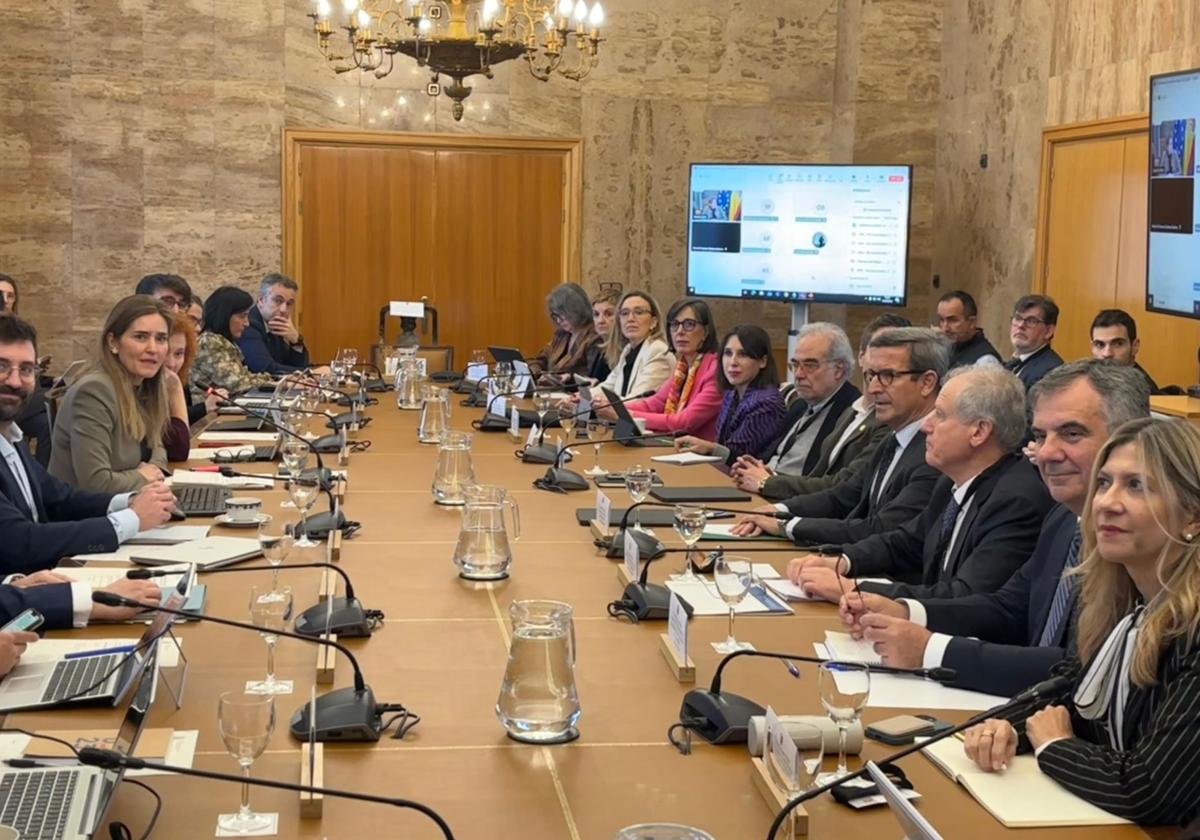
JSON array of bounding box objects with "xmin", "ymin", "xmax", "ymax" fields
[{"xmin": 225, "ymin": 497, "xmax": 262, "ymax": 523}]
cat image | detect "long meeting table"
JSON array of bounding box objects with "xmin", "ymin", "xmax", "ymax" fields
[{"xmin": 9, "ymin": 394, "xmax": 1176, "ymax": 840}]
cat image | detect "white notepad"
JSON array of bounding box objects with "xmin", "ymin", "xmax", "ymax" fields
[
  {"xmin": 650, "ymin": 452, "xmax": 724, "ymax": 466},
  {"xmin": 126, "ymin": 526, "xmax": 210, "ymax": 545},
  {"xmin": 129, "ymin": 537, "xmax": 262, "ymax": 570},
  {"xmin": 921, "ymin": 737, "xmax": 1130, "ymax": 827}
]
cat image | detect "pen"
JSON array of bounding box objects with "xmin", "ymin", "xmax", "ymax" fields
[
  {"xmin": 781, "ymin": 659, "xmax": 801, "ymax": 679},
  {"xmin": 64, "ymin": 645, "xmax": 137, "ymax": 660},
  {"xmin": 705, "ymin": 512, "xmax": 734, "ymax": 520}
]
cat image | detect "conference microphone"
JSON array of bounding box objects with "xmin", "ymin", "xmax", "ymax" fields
[
  {"xmin": 520, "ymin": 389, "xmax": 657, "ymax": 465},
  {"xmin": 763, "ymin": 671, "xmax": 1076, "ymax": 839},
  {"xmin": 608, "ymin": 500, "xmax": 790, "ymax": 560},
  {"xmin": 535, "ymin": 429, "xmax": 688, "ymax": 493},
  {"xmin": 74, "ymin": 749, "xmax": 455, "ymax": 839},
  {"xmin": 676, "ymin": 647, "xmax": 958, "ymax": 747},
  {"xmin": 127, "ymin": 562, "xmax": 380, "ymax": 638},
  {"xmin": 91, "ymin": 591, "xmax": 398, "ymax": 743}
]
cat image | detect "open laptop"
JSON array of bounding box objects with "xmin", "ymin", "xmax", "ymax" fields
[
  {"xmin": 866, "ymin": 761, "xmax": 943, "ymax": 840},
  {"xmin": 0, "ymin": 572, "xmax": 192, "ymax": 713},
  {"xmin": 600, "ymin": 386, "xmax": 674, "ymax": 447},
  {"xmin": 0, "ymin": 630, "xmax": 158, "ymax": 840}
]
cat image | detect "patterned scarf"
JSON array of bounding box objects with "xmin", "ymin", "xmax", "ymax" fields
[{"xmin": 664, "ymin": 354, "xmax": 704, "ymax": 415}]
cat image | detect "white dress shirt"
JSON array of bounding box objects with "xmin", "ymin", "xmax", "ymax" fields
[{"xmin": 824, "ymin": 396, "xmax": 873, "ymax": 466}]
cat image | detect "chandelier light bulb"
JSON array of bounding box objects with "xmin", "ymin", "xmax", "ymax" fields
[
  {"xmin": 418, "ymin": 16, "xmax": 432, "ymax": 32},
  {"xmin": 481, "ymin": 0, "xmax": 499, "ymax": 23},
  {"xmin": 316, "ymin": 0, "xmax": 331, "ymax": 17},
  {"xmin": 572, "ymin": 0, "xmax": 588, "ymax": 22},
  {"xmin": 588, "ymin": 1, "xmax": 603, "ymax": 26},
  {"xmin": 557, "ymin": 0, "xmax": 573, "ymax": 17},
  {"xmin": 356, "ymin": 8, "xmax": 370, "ymax": 27},
  {"xmin": 343, "ymin": 0, "xmax": 358, "ymax": 11}
]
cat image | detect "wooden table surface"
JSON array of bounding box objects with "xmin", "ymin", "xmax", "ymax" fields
[{"xmin": 10, "ymin": 394, "xmax": 1173, "ymax": 840}]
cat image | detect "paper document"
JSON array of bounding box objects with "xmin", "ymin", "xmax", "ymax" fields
[
  {"xmin": 665, "ymin": 577, "xmax": 792, "ymax": 616},
  {"xmin": 650, "ymin": 452, "xmax": 724, "ymax": 466},
  {"xmin": 57, "ymin": 565, "xmax": 191, "ymax": 589},
  {"xmin": 185, "ymin": 449, "xmax": 220, "ymax": 462},
  {"xmin": 921, "ymin": 737, "xmax": 1130, "ymax": 827},
  {"xmin": 127, "ymin": 526, "xmax": 210, "ymax": 545},
  {"xmin": 824, "ymin": 631, "xmax": 883, "ymax": 664},
  {"xmin": 701, "ymin": 523, "xmax": 788, "ymax": 541},
  {"xmin": 197, "ymin": 432, "xmax": 279, "ymax": 443},
  {"xmin": 813, "ymin": 643, "xmax": 1006, "ymax": 711},
  {"xmin": 762, "ymin": 578, "xmax": 813, "ymax": 602},
  {"xmin": 169, "ymin": 470, "xmax": 274, "ymax": 490},
  {"xmin": 67, "ymin": 546, "xmax": 140, "ymax": 564}
]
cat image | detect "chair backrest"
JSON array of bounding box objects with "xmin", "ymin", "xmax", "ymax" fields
[{"xmin": 415, "ymin": 346, "xmax": 454, "ymax": 375}]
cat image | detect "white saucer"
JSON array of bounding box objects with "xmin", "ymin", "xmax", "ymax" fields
[{"xmin": 214, "ymin": 513, "xmax": 272, "ymax": 528}]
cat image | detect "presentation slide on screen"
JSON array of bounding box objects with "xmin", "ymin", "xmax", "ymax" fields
[
  {"xmin": 1148, "ymin": 70, "xmax": 1200, "ymax": 317},
  {"xmin": 685, "ymin": 163, "xmax": 911, "ymax": 305}
]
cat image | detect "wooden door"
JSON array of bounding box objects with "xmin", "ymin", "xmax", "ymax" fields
[{"xmin": 284, "ymin": 131, "xmax": 582, "ymax": 368}]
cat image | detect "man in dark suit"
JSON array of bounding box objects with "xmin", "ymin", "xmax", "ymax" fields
[
  {"xmin": 0, "ymin": 572, "xmax": 160, "ymax": 630},
  {"xmin": 238, "ymin": 273, "xmax": 318, "ymax": 375},
  {"xmin": 793, "ymin": 365, "xmax": 1052, "ymax": 601},
  {"xmin": 937, "ymin": 290, "xmax": 1001, "ymax": 367},
  {"xmin": 731, "ymin": 327, "xmax": 946, "ymax": 546},
  {"xmin": 1005, "ymin": 294, "xmax": 1063, "ymax": 391},
  {"xmin": 838, "ymin": 360, "xmax": 1151, "ymax": 696},
  {"xmin": 1090, "ymin": 308, "xmax": 1163, "ymax": 394},
  {"xmin": 0, "ymin": 316, "xmax": 176, "ymax": 574}
]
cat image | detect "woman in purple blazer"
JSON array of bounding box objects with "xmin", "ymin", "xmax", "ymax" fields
[{"xmin": 675, "ymin": 325, "xmax": 785, "ymax": 464}]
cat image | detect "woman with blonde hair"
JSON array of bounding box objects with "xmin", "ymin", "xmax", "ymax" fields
[
  {"xmin": 49, "ymin": 295, "xmax": 171, "ymax": 492},
  {"xmin": 962, "ymin": 417, "xmax": 1200, "ymax": 827}
]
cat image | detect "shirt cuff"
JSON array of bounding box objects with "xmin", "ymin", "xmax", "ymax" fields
[
  {"xmin": 1034, "ymin": 736, "xmax": 1070, "ymax": 757},
  {"xmin": 774, "ymin": 503, "xmax": 789, "ymax": 513},
  {"xmin": 2, "ymin": 574, "xmax": 22, "ymax": 585},
  {"xmin": 785, "ymin": 518, "xmax": 801, "ymax": 539},
  {"xmin": 107, "ymin": 492, "xmax": 135, "ymax": 514},
  {"xmin": 922, "ymin": 632, "xmax": 954, "ymax": 670},
  {"xmin": 901, "ymin": 598, "xmax": 928, "ymax": 627},
  {"xmin": 108, "ymin": 509, "xmax": 140, "ymax": 544},
  {"xmin": 712, "ymin": 444, "xmax": 731, "ymax": 462},
  {"xmin": 69, "ymin": 582, "xmax": 92, "ymax": 628}
]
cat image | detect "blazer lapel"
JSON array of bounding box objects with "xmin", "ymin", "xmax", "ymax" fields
[
  {"xmin": 15, "ymin": 441, "xmax": 45, "ymax": 520},
  {"xmin": 0, "ymin": 444, "xmax": 35, "ymax": 520}
]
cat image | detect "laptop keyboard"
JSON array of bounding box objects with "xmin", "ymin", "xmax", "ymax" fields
[
  {"xmin": 41, "ymin": 655, "xmax": 120, "ymax": 704},
  {"xmin": 0, "ymin": 769, "xmax": 80, "ymax": 840},
  {"xmin": 173, "ymin": 485, "xmax": 230, "ymax": 516}
]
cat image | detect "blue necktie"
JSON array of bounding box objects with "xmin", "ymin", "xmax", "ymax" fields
[
  {"xmin": 936, "ymin": 494, "xmax": 963, "ymax": 568},
  {"xmin": 1037, "ymin": 527, "xmax": 1082, "ymax": 647}
]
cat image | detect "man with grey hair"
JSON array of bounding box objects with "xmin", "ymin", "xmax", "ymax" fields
[
  {"xmin": 733, "ymin": 327, "xmax": 947, "ymax": 545},
  {"xmin": 238, "ymin": 273, "xmax": 315, "ymax": 375},
  {"xmin": 834, "ymin": 359, "xmax": 1151, "ymax": 696},
  {"xmin": 793, "ymin": 364, "xmax": 1052, "ymax": 603}
]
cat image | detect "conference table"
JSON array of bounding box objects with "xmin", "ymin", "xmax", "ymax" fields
[{"xmin": 10, "ymin": 393, "xmax": 1175, "ymax": 840}]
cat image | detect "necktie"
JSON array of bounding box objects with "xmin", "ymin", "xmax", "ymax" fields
[
  {"xmin": 869, "ymin": 434, "xmax": 899, "ymax": 506},
  {"xmin": 1037, "ymin": 527, "xmax": 1083, "ymax": 647},
  {"xmin": 776, "ymin": 406, "xmax": 818, "ymax": 458},
  {"xmin": 936, "ymin": 494, "xmax": 963, "ymax": 569},
  {"xmin": 1005, "ymin": 356, "xmax": 1024, "ymax": 373}
]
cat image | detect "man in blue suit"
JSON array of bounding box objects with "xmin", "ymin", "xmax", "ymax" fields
[
  {"xmin": 839, "ymin": 360, "xmax": 1151, "ymax": 696},
  {"xmin": 1005, "ymin": 294, "xmax": 1063, "ymax": 392},
  {"xmin": 0, "ymin": 571, "xmax": 161, "ymax": 630}
]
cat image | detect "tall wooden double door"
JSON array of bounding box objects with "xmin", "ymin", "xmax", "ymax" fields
[{"xmin": 283, "ymin": 130, "xmax": 583, "ymax": 368}]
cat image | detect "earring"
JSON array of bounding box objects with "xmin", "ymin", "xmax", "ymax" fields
[{"xmin": 1185, "ymin": 532, "xmax": 1196, "ymax": 543}]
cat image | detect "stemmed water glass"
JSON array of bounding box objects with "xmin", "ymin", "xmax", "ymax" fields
[
  {"xmin": 712, "ymin": 555, "xmax": 753, "ymax": 654},
  {"xmin": 533, "ymin": 391, "xmax": 555, "ymax": 444},
  {"xmin": 247, "ymin": 585, "xmax": 293, "ymax": 695},
  {"xmin": 258, "ymin": 522, "xmax": 294, "ymax": 591},
  {"xmin": 216, "ymin": 692, "xmax": 276, "ymax": 834},
  {"xmin": 585, "ymin": 419, "xmax": 611, "ymax": 476},
  {"xmin": 288, "ymin": 478, "xmax": 320, "ymax": 548},
  {"xmin": 673, "ymin": 505, "xmax": 707, "ymax": 580},
  {"xmin": 818, "ymin": 661, "xmax": 871, "ymax": 780},
  {"xmin": 279, "ymin": 439, "xmax": 309, "ymax": 509},
  {"xmin": 624, "ymin": 465, "xmax": 654, "ymax": 530}
]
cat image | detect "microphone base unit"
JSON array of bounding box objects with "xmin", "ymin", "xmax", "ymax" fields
[
  {"xmin": 290, "ymin": 686, "xmax": 384, "ymax": 742},
  {"xmin": 519, "ymin": 444, "xmax": 560, "ymax": 465},
  {"xmin": 311, "ymin": 434, "xmax": 344, "ymax": 453},
  {"xmin": 294, "ymin": 597, "xmax": 372, "ymax": 638},
  {"xmin": 327, "ymin": 412, "xmax": 370, "ymax": 430},
  {"xmin": 604, "ymin": 528, "xmax": 666, "ymax": 560},
  {"xmin": 476, "ymin": 412, "xmax": 510, "ymax": 432},
  {"xmin": 539, "ymin": 467, "xmax": 590, "ymax": 492},
  {"xmin": 301, "ymin": 510, "xmax": 347, "ymax": 541},
  {"xmin": 620, "ymin": 581, "xmax": 692, "ymax": 622},
  {"xmin": 679, "ymin": 689, "xmax": 766, "ymax": 745}
]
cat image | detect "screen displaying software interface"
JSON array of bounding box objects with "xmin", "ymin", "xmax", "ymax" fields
[
  {"xmin": 1148, "ymin": 69, "xmax": 1200, "ymax": 317},
  {"xmin": 685, "ymin": 163, "xmax": 911, "ymax": 305}
]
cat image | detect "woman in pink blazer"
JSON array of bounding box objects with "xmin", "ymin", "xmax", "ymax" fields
[{"xmin": 597, "ymin": 297, "xmax": 723, "ymax": 441}]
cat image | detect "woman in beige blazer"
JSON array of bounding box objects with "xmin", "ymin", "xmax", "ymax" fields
[
  {"xmin": 596, "ymin": 290, "xmax": 675, "ymax": 397},
  {"xmin": 49, "ymin": 295, "xmax": 171, "ymax": 494}
]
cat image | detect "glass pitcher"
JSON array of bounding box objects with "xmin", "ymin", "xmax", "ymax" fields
[
  {"xmin": 496, "ymin": 600, "xmax": 580, "ymax": 744},
  {"xmin": 453, "ymin": 485, "xmax": 520, "ymax": 580},
  {"xmin": 395, "ymin": 356, "xmax": 425, "ymax": 411},
  {"xmin": 418, "ymin": 384, "xmax": 450, "ymax": 444},
  {"xmin": 432, "ymin": 431, "xmax": 475, "ymax": 506}
]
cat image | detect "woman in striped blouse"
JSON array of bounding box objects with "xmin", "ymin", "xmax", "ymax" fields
[
  {"xmin": 963, "ymin": 417, "xmax": 1200, "ymax": 827},
  {"xmin": 673, "ymin": 325, "xmax": 785, "ymax": 465}
]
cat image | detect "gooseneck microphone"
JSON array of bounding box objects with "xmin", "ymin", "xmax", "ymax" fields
[
  {"xmin": 610, "ymin": 500, "xmax": 790, "ymax": 560},
  {"xmin": 763, "ymin": 672, "xmax": 1075, "ymax": 839},
  {"xmin": 74, "ymin": 749, "xmax": 455, "ymax": 839},
  {"xmin": 520, "ymin": 389, "xmax": 657, "ymax": 465},
  {"xmin": 535, "ymin": 427, "xmax": 685, "ymax": 493},
  {"xmin": 91, "ymin": 592, "xmax": 402, "ymax": 743},
  {"xmin": 126, "ymin": 562, "xmax": 379, "ymax": 638}
]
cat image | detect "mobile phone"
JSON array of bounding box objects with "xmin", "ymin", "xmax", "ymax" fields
[
  {"xmin": 1, "ymin": 609, "xmax": 44, "ymax": 634},
  {"xmin": 865, "ymin": 714, "xmax": 936, "ymax": 745}
]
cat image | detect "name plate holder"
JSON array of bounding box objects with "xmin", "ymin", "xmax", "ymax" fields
[
  {"xmin": 299, "ymin": 742, "xmax": 325, "ymax": 819},
  {"xmin": 658, "ymin": 592, "xmax": 694, "ymax": 682},
  {"xmin": 316, "ymin": 632, "xmax": 337, "ymax": 684},
  {"xmin": 749, "ymin": 756, "xmax": 809, "ymax": 836}
]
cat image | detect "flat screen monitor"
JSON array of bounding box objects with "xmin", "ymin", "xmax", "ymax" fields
[
  {"xmin": 685, "ymin": 162, "xmax": 912, "ymax": 306},
  {"xmin": 1147, "ymin": 68, "xmax": 1200, "ymax": 319}
]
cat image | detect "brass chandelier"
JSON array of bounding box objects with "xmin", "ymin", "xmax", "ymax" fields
[{"xmin": 308, "ymin": 0, "xmax": 607, "ymax": 120}]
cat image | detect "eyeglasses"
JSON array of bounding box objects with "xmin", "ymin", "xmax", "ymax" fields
[
  {"xmin": 0, "ymin": 361, "xmax": 37, "ymax": 381},
  {"xmin": 862, "ymin": 368, "xmax": 924, "ymax": 387},
  {"xmin": 214, "ymin": 447, "xmax": 257, "ymax": 463},
  {"xmin": 1011, "ymin": 313, "xmax": 1047, "ymax": 328},
  {"xmin": 668, "ymin": 318, "xmax": 701, "ymax": 333},
  {"xmin": 788, "ymin": 358, "xmax": 828, "ymax": 374},
  {"xmin": 619, "ymin": 307, "xmax": 652, "ymax": 319},
  {"xmin": 156, "ymin": 295, "xmax": 185, "ymax": 311}
]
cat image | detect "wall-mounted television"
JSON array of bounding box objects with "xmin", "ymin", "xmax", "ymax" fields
[
  {"xmin": 1147, "ymin": 68, "xmax": 1200, "ymax": 319},
  {"xmin": 684, "ymin": 162, "xmax": 912, "ymax": 306}
]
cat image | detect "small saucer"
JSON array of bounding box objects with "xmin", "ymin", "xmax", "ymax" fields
[{"xmin": 214, "ymin": 512, "xmax": 273, "ymax": 528}]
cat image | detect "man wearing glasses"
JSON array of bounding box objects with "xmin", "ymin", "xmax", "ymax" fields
[
  {"xmin": 1006, "ymin": 294, "xmax": 1063, "ymax": 391},
  {"xmin": 134, "ymin": 274, "xmax": 192, "ymax": 313}
]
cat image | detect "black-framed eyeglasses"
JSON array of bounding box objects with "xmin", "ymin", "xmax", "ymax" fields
[
  {"xmin": 214, "ymin": 446, "xmax": 256, "ymax": 463},
  {"xmin": 0, "ymin": 360, "xmax": 38, "ymax": 380},
  {"xmin": 788, "ymin": 358, "xmax": 827, "ymax": 374},
  {"xmin": 669, "ymin": 318, "xmax": 701, "ymax": 333},
  {"xmin": 862, "ymin": 368, "xmax": 924, "ymax": 387},
  {"xmin": 1011, "ymin": 313, "xmax": 1046, "ymax": 328}
]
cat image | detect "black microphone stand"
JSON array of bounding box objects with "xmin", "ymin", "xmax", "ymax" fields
[
  {"xmin": 608, "ymin": 500, "xmax": 791, "ymax": 560},
  {"xmin": 536, "ymin": 430, "xmax": 684, "ymax": 493},
  {"xmin": 75, "ymin": 748, "xmax": 455, "ymax": 840}
]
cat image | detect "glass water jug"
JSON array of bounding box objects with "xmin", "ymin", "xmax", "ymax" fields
[
  {"xmin": 395, "ymin": 356, "xmax": 425, "ymax": 411},
  {"xmin": 496, "ymin": 600, "xmax": 580, "ymax": 744},
  {"xmin": 431, "ymin": 431, "xmax": 475, "ymax": 506},
  {"xmin": 417, "ymin": 384, "xmax": 450, "ymax": 444},
  {"xmin": 452, "ymin": 485, "xmax": 520, "ymax": 580}
]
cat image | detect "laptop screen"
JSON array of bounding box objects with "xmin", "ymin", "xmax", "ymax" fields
[{"xmin": 110, "ymin": 568, "xmax": 193, "ymax": 708}]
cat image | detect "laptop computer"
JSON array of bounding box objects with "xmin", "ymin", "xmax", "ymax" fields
[
  {"xmin": 866, "ymin": 761, "xmax": 943, "ymax": 840},
  {"xmin": 599, "ymin": 386, "xmax": 674, "ymax": 447},
  {"xmin": 172, "ymin": 484, "xmax": 232, "ymax": 516},
  {"xmin": 130, "ymin": 536, "xmax": 263, "ymax": 571},
  {"xmin": 0, "ymin": 571, "xmax": 192, "ymax": 714},
  {"xmin": 650, "ymin": 487, "xmax": 751, "ymax": 504}
]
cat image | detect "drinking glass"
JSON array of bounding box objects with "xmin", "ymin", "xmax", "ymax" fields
[
  {"xmin": 624, "ymin": 465, "xmax": 654, "ymax": 530},
  {"xmin": 279, "ymin": 439, "xmax": 309, "ymax": 509},
  {"xmin": 585, "ymin": 419, "xmax": 611, "ymax": 476},
  {"xmin": 818, "ymin": 661, "xmax": 871, "ymax": 779},
  {"xmin": 247, "ymin": 585, "xmax": 293, "ymax": 695},
  {"xmin": 533, "ymin": 391, "xmax": 555, "ymax": 443},
  {"xmin": 257, "ymin": 523, "xmax": 294, "ymax": 590},
  {"xmin": 288, "ymin": 479, "xmax": 321, "ymax": 548},
  {"xmin": 216, "ymin": 692, "xmax": 276, "ymax": 834},
  {"xmin": 470, "ymin": 349, "xmax": 487, "ymax": 367},
  {"xmin": 712, "ymin": 556, "xmax": 752, "ymax": 654},
  {"xmin": 613, "ymin": 826, "xmax": 715, "ymax": 840},
  {"xmin": 559, "ymin": 410, "xmax": 577, "ymax": 445},
  {"xmin": 300, "ymin": 386, "xmax": 321, "ymax": 416},
  {"xmin": 329, "ymin": 353, "xmax": 346, "ymax": 385},
  {"xmin": 673, "ymin": 505, "xmax": 707, "ymax": 580}
]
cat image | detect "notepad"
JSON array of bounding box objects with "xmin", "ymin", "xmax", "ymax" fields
[
  {"xmin": 650, "ymin": 451, "xmax": 724, "ymax": 466},
  {"xmin": 664, "ymin": 578, "xmax": 792, "ymax": 616},
  {"xmin": 196, "ymin": 432, "xmax": 281, "ymax": 443},
  {"xmin": 921, "ymin": 737, "xmax": 1130, "ymax": 827},
  {"xmin": 127, "ymin": 525, "xmax": 210, "ymax": 545},
  {"xmin": 700, "ymin": 523, "xmax": 788, "ymax": 541}
]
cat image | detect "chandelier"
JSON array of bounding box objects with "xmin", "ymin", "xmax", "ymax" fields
[{"xmin": 308, "ymin": 0, "xmax": 607, "ymax": 121}]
